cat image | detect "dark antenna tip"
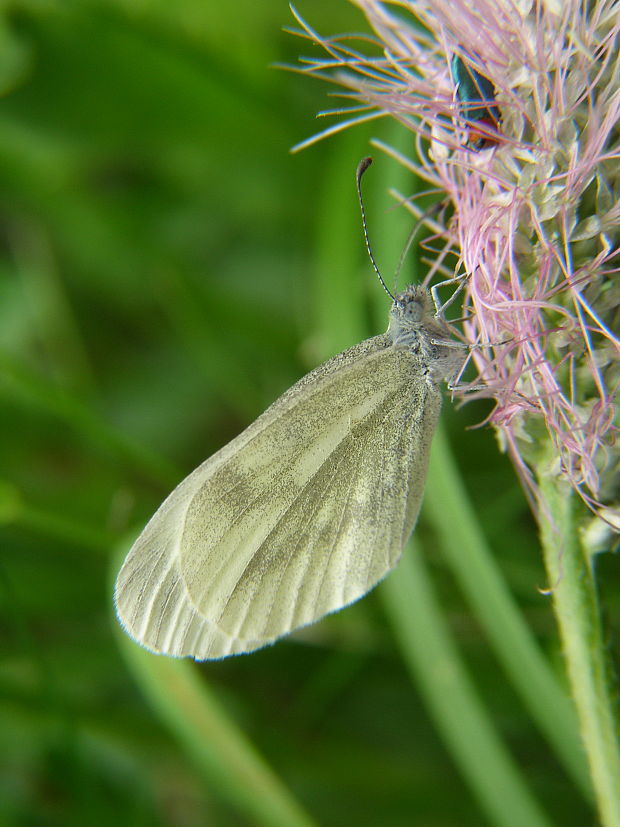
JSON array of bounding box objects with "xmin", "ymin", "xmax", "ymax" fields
[
  {"xmin": 355, "ymin": 157, "xmax": 396, "ymax": 303},
  {"xmin": 356, "ymin": 156, "xmax": 373, "ymax": 179}
]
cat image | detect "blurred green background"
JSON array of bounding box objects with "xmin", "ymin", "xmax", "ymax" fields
[{"xmin": 1, "ymin": 2, "xmax": 616, "ymax": 825}]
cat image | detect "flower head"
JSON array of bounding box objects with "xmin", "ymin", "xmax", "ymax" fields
[{"xmin": 292, "ymin": 0, "xmax": 620, "ymax": 522}]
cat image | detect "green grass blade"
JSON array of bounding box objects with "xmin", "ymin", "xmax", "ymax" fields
[
  {"xmin": 114, "ymin": 608, "xmax": 317, "ymax": 827},
  {"xmin": 537, "ymin": 468, "xmax": 620, "ymax": 826},
  {"xmin": 424, "ymin": 426, "xmax": 591, "ymax": 797},
  {"xmin": 381, "ymin": 542, "xmax": 553, "ymax": 827}
]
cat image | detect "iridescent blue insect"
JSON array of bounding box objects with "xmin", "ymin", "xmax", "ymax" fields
[{"xmin": 450, "ymin": 54, "xmax": 501, "ymax": 148}]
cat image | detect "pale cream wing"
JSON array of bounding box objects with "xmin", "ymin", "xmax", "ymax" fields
[
  {"xmin": 114, "ymin": 477, "xmax": 264, "ymax": 659},
  {"xmin": 115, "ymin": 336, "xmax": 441, "ymax": 659},
  {"xmin": 115, "ymin": 335, "xmax": 393, "ymax": 659}
]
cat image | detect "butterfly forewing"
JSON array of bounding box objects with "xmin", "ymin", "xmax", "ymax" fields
[
  {"xmin": 115, "ymin": 473, "xmax": 265, "ymax": 658},
  {"xmin": 115, "ymin": 335, "xmax": 441, "ymax": 659}
]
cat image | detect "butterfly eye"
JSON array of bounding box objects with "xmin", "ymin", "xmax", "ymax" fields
[{"xmin": 403, "ymin": 300, "xmax": 424, "ymax": 323}]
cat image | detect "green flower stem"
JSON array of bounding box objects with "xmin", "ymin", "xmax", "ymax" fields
[
  {"xmin": 382, "ymin": 540, "xmax": 552, "ymax": 827},
  {"xmin": 537, "ymin": 467, "xmax": 620, "ymax": 827},
  {"xmin": 424, "ymin": 427, "xmax": 591, "ymax": 798},
  {"xmin": 116, "ymin": 630, "xmax": 317, "ymax": 827}
]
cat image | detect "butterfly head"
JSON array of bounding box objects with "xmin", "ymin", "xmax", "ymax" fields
[
  {"xmin": 388, "ymin": 285, "xmax": 465, "ymax": 381},
  {"xmin": 391, "ymin": 285, "xmax": 431, "ymax": 327},
  {"xmin": 387, "ymin": 285, "xmax": 436, "ymax": 350}
]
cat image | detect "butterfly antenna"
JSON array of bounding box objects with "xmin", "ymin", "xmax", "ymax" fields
[{"xmin": 356, "ymin": 157, "xmax": 396, "ymax": 303}]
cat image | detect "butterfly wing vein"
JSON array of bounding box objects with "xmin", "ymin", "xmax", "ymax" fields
[{"xmin": 114, "ymin": 339, "xmax": 441, "ymax": 659}]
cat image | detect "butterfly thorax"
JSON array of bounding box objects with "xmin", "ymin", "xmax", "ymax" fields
[{"xmin": 387, "ymin": 285, "xmax": 465, "ymax": 383}]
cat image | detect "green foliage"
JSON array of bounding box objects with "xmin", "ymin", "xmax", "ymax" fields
[{"xmin": 1, "ymin": 2, "xmax": 614, "ymax": 825}]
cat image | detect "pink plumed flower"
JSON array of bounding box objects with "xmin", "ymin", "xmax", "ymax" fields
[{"xmin": 291, "ymin": 0, "xmax": 620, "ymax": 527}]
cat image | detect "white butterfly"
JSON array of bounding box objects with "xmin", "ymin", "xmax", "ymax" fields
[{"xmin": 114, "ymin": 284, "xmax": 464, "ymax": 659}]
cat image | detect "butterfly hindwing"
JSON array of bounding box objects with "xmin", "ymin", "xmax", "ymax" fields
[{"xmin": 115, "ymin": 336, "xmax": 441, "ymax": 659}]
